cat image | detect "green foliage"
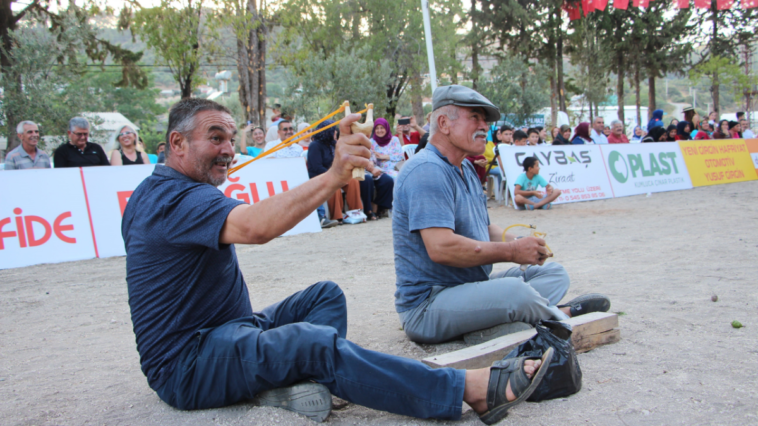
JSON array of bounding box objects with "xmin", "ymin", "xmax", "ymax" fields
[
  {"xmin": 690, "ymin": 56, "xmax": 758, "ymax": 100},
  {"xmin": 478, "ymin": 56, "xmax": 551, "ymax": 124}
]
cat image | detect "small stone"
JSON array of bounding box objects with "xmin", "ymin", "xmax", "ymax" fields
[{"xmin": 711, "ymin": 295, "xmax": 718, "ymax": 302}]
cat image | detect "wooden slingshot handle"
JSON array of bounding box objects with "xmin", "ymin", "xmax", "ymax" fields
[{"xmin": 343, "ymin": 101, "xmax": 374, "ymax": 181}]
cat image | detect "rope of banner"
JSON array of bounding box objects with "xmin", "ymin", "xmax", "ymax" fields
[{"xmin": 228, "ymin": 105, "xmax": 367, "ymax": 176}]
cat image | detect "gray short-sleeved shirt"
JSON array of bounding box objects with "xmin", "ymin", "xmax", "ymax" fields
[{"xmin": 392, "ymin": 143, "xmax": 491, "ymax": 313}]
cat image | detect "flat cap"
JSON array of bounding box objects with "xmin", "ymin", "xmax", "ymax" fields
[
  {"xmin": 432, "ymin": 85, "xmax": 501, "ymax": 122},
  {"xmin": 682, "ymin": 106, "xmax": 695, "ymax": 112}
]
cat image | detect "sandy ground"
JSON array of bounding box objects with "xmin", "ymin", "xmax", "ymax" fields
[{"xmin": 2, "ymin": 181, "xmax": 757, "ymax": 426}]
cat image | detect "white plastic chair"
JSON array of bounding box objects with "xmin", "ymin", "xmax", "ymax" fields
[
  {"xmin": 300, "ymin": 150, "xmax": 309, "ymax": 158},
  {"xmin": 402, "ymin": 144, "xmax": 418, "ymax": 160},
  {"xmin": 495, "ymin": 144, "xmax": 510, "ymax": 207}
]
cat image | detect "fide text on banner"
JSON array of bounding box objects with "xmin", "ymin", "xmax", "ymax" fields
[
  {"xmin": 677, "ymin": 140, "xmax": 758, "ymax": 187},
  {"xmin": 745, "ymin": 139, "xmax": 758, "ymax": 175},
  {"xmin": 599, "ymin": 142, "xmax": 692, "ymax": 198},
  {"xmin": 0, "ymin": 168, "xmax": 96, "ymax": 269},
  {"xmin": 498, "ymin": 144, "xmax": 613, "ymax": 209}
]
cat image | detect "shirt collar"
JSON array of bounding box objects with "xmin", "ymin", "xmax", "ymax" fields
[
  {"xmin": 17, "ymin": 145, "xmax": 40, "ymax": 159},
  {"xmin": 152, "ymin": 164, "xmax": 197, "ymax": 183}
]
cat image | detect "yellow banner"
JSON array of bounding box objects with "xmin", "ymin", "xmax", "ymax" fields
[
  {"xmin": 678, "ymin": 140, "xmax": 757, "ymax": 187},
  {"xmin": 746, "ymin": 139, "xmax": 758, "ymax": 175}
]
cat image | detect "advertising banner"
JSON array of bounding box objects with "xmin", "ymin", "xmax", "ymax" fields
[
  {"xmin": 599, "ymin": 142, "xmax": 692, "ymax": 197},
  {"xmin": 498, "ymin": 144, "xmax": 613, "ymax": 208},
  {"xmin": 0, "ymin": 168, "xmax": 96, "ymax": 269},
  {"xmin": 678, "ymin": 140, "xmax": 757, "ymax": 187},
  {"xmin": 745, "ymin": 139, "xmax": 758, "ymax": 175}
]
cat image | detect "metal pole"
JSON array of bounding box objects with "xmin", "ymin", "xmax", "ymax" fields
[{"xmin": 421, "ymin": 0, "xmax": 438, "ymax": 94}]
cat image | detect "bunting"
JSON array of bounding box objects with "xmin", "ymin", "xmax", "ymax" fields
[
  {"xmin": 563, "ymin": 0, "xmax": 746, "ymax": 19},
  {"xmin": 693, "ymin": 0, "xmax": 711, "ymax": 8},
  {"xmin": 613, "ymin": 0, "xmax": 630, "ymax": 9}
]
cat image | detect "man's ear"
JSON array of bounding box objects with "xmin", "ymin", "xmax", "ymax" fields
[
  {"xmin": 437, "ymin": 114, "xmax": 452, "ymax": 136},
  {"xmin": 168, "ymin": 130, "xmax": 188, "ymax": 157}
]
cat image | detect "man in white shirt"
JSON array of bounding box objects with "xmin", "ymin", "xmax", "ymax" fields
[
  {"xmin": 590, "ymin": 117, "xmax": 607, "ymax": 144},
  {"xmin": 740, "ymin": 119, "xmax": 755, "ymax": 139},
  {"xmin": 263, "ymin": 120, "xmax": 303, "ymax": 158}
]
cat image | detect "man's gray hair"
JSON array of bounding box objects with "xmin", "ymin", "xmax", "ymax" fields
[
  {"xmin": 610, "ymin": 120, "xmax": 623, "ymax": 128},
  {"xmin": 593, "ymin": 116, "xmax": 604, "ymax": 124},
  {"xmin": 164, "ymin": 98, "xmax": 232, "ymax": 158},
  {"xmin": 69, "ymin": 117, "xmax": 90, "ymax": 131},
  {"xmin": 429, "ymin": 105, "xmax": 460, "ymax": 137},
  {"xmin": 16, "ymin": 120, "xmax": 37, "ymax": 134}
]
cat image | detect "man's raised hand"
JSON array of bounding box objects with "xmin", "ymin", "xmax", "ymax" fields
[{"xmin": 327, "ymin": 114, "xmax": 372, "ymax": 184}]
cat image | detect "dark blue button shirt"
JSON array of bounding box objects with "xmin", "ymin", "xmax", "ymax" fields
[
  {"xmin": 122, "ymin": 165, "xmax": 251, "ymax": 390},
  {"xmin": 392, "ymin": 144, "xmax": 491, "ymax": 312}
]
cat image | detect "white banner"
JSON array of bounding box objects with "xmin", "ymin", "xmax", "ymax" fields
[
  {"xmin": 499, "ymin": 144, "xmax": 614, "ymax": 208},
  {"xmin": 0, "ymin": 158, "xmax": 320, "ymax": 269},
  {"xmin": 599, "ymin": 143, "xmax": 692, "ymax": 198},
  {"xmin": 0, "ymin": 168, "xmax": 96, "ymax": 269}
]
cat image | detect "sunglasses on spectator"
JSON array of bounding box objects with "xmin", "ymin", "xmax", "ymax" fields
[
  {"xmin": 281, "ymin": 127, "xmax": 294, "ymax": 132},
  {"xmin": 119, "ymin": 131, "xmax": 135, "ymax": 137}
]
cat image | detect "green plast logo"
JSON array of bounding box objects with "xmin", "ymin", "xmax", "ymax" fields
[{"xmin": 608, "ymin": 151, "xmax": 680, "ymax": 184}]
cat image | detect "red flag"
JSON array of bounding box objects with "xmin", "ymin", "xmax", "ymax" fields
[
  {"xmin": 614, "ymin": 0, "xmax": 630, "ymax": 9},
  {"xmin": 717, "ymin": 0, "xmax": 733, "ymax": 9},
  {"xmin": 594, "ymin": 0, "xmax": 609, "ymax": 10},
  {"xmin": 743, "ymin": 0, "xmax": 758, "ymax": 8},
  {"xmin": 634, "ymin": 0, "xmax": 650, "ymax": 6},
  {"xmin": 693, "ymin": 0, "xmax": 710, "ymax": 7},
  {"xmin": 564, "ymin": 1, "xmax": 583, "ymax": 19},
  {"xmin": 582, "ymin": 0, "xmax": 593, "ymax": 15},
  {"xmin": 676, "ymin": 0, "xmax": 690, "ymax": 7}
]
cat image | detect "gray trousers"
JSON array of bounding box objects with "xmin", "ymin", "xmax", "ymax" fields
[{"xmin": 399, "ymin": 263, "xmax": 570, "ymax": 344}]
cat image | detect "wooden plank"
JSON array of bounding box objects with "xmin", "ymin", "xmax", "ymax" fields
[{"xmin": 422, "ymin": 312, "xmax": 619, "ymax": 370}]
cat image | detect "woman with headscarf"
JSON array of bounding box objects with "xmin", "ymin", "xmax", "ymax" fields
[
  {"xmin": 728, "ymin": 121, "xmax": 742, "ymax": 138},
  {"xmin": 370, "ymin": 118, "xmax": 404, "ymax": 179},
  {"xmin": 712, "ymin": 120, "xmax": 732, "ymax": 139},
  {"xmin": 642, "ymin": 126, "xmax": 667, "ymax": 143},
  {"xmin": 307, "ymin": 120, "xmax": 363, "ymax": 222},
  {"xmin": 665, "ymin": 124, "xmax": 678, "ymax": 142},
  {"xmin": 647, "ymin": 109, "xmax": 664, "ymax": 131},
  {"xmin": 674, "ymin": 121, "xmax": 692, "ymax": 141},
  {"xmin": 630, "ymin": 126, "xmax": 645, "ymax": 143},
  {"xmin": 552, "ymin": 125, "xmax": 572, "ymax": 145},
  {"xmin": 571, "ymin": 122, "xmax": 592, "ymax": 144},
  {"xmin": 110, "ymin": 125, "xmax": 150, "ymax": 165}
]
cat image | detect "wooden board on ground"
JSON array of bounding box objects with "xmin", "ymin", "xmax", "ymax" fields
[{"xmin": 422, "ymin": 312, "xmax": 620, "ymax": 370}]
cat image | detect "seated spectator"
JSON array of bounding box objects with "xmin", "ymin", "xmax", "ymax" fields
[
  {"xmin": 693, "ymin": 119, "xmax": 712, "ymax": 140},
  {"xmin": 607, "ymin": 120, "xmax": 629, "ymax": 144},
  {"xmin": 537, "ymin": 126, "xmax": 548, "ymax": 144},
  {"xmin": 307, "ymin": 120, "xmax": 362, "ymax": 222},
  {"xmin": 264, "ymin": 120, "xmax": 303, "ymax": 158},
  {"xmin": 361, "ymin": 163, "xmax": 395, "ymax": 221},
  {"xmin": 53, "ymin": 117, "xmax": 110, "ymax": 168},
  {"xmin": 500, "ymin": 125, "xmax": 514, "ymax": 145},
  {"xmin": 664, "ymin": 124, "xmax": 678, "ymax": 141},
  {"xmin": 603, "ymin": 126, "xmax": 611, "ymax": 137},
  {"xmin": 647, "ymin": 109, "xmax": 664, "ymax": 130},
  {"xmin": 466, "ymin": 153, "xmax": 488, "ymax": 184},
  {"xmin": 630, "ymin": 126, "xmax": 644, "ymax": 143},
  {"xmin": 550, "ymin": 126, "xmax": 560, "ymax": 142},
  {"xmin": 240, "ymin": 124, "xmax": 266, "ymax": 157},
  {"xmin": 526, "ymin": 128, "xmax": 540, "ymax": 146},
  {"xmin": 414, "ymin": 132, "xmax": 429, "ymax": 154},
  {"xmin": 591, "ymin": 117, "xmax": 607, "ymax": 144},
  {"xmin": 740, "ymin": 119, "xmax": 755, "ymax": 138},
  {"xmin": 297, "ymin": 122, "xmax": 312, "ymax": 149},
  {"xmin": 4, "ymin": 121, "xmax": 51, "ymax": 170},
  {"xmin": 712, "ymin": 120, "xmax": 731, "ymax": 139},
  {"xmin": 552, "ymin": 125, "xmax": 571, "ymax": 145},
  {"xmin": 370, "ymin": 118, "xmax": 403, "ymax": 178},
  {"xmin": 674, "ymin": 122, "xmax": 692, "ymax": 141},
  {"xmin": 728, "ymin": 121, "xmax": 741, "ymax": 139},
  {"xmin": 514, "ymin": 157, "xmax": 561, "ymax": 210},
  {"xmin": 642, "ymin": 126, "xmax": 668, "ymax": 143},
  {"xmin": 110, "ymin": 126, "xmax": 150, "ymax": 166},
  {"xmin": 571, "ymin": 123, "xmax": 591, "ymax": 144},
  {"xmin": 396, "ymin": 115, "xmax": 426, "ymax": 145},
  {"xmin": 156, "ymin": 143, "xmax": 166, "ymax": 163},
  {"xmin": 512, "ymin": 130, "xmax": 529, "ymax": 146}
]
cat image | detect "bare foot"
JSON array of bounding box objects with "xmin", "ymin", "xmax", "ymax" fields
[{"xmin": 464, "ymin": 359, "xmax": 543, "ymax": 414}]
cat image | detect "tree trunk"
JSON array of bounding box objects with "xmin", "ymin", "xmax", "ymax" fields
[
  {"xmin": 256, "ymin": 20, "xmax": 267, "ymax": 126},
  {"xmin": 1, "ymin": 1, "xmax": 21, "ymax": 155},
  {"xmin": 549, "ymin": 75, "xmax": 557, "ymax": 127},
  {"xmin": 648, "ymin": 75, "xmax": 656, "ymax": 122},
  {"xmin": 180, "ymin": 72, "xmax": 194, "ymax": 99},
  {"xmin": 634, "ymin": 66, "xmax": 641, "ymax": 127},
  {"xmin": 470, "ymin": 0, "xmax": 480, "ymax": 91},
  {"xmin": 557, "ymin": 20, "xmax": 566, "ymax": 112},
  {"xmin": 234, "ymin": 0, "xmax": 267, "ymax": 126},
  {"xmin": 616, "ymin": 51, "xmax": 624, "ymax": 125},
  {"xmin": 710, "ymin": 3, "xmax": 720, "ymax": 114}
]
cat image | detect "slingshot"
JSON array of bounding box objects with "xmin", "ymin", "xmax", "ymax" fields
[
  {"xmin": 228, "ymin": 101, "xmax": 373, "ymax": 177},
  {"xmin": 502, "ymin": 224, "xmax": 553, "ymax": 271}
]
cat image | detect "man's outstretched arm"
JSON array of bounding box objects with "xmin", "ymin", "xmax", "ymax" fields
[{"xmin": 220, "ymin": 115, "xmax": 370, "ymax": 245}]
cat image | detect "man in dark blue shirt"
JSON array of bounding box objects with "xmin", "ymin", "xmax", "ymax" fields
[{"xmin": 122, "ymin": 98, "xmax": 554, "ymax": 424}]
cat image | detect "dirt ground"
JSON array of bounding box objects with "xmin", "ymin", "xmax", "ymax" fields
[{"xmin": 1, "ymin": 181, "xmax": 757, "ymax": 426}]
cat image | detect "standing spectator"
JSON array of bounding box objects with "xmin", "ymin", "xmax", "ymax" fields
[
  {"xmin": 590, "ymin": 117, "xmax": 607, "ymax": 144},
  {"xmin": 669, "ymin": 118, "xmax": 679, "ymax": 127},
  {"xmin": 728, "ymin": 121, "xmax": 742, "ymax": 138},
  {"xmin": 110, "ymin": 125, "xmax": 150, "ymax": 166},
  {"xmin": 740, "ymin": 119, "xmax": 755, "ymax": 139},
  {"xmin": 512, "ymin": 130, "xmax": 529, "ymax": 146},
  {"xmin": 537, "ymin": 126, "xmax": 548, "ymax": 144},
  {"xmin": 370, "ymin": 118, "xmax": 403, "ymax": 178},
  {"xmin": 4, "ymin": 121, "xmax": 51, "ymax": 170},
  {"xmin": 708, "ymin": 111, "xmax": 718, "ymax": 126},
  {"xmin": 526, "ymin": 128, "xmax": 540, "ymax": 146},
  {"xmin": 396, "ymin": 116, "xmax": 426, "ymax": 145},
  {"xmin": 239, "ymin": 124, "xmax": 266, "ymax": 156},
  {"xmin": 263, "ymin": 120, "xmax": 303, "ymax": 158},
  {"xmin": 422, "ymin": 112, "xmax": 432, "ymax": 132},
  {"xmin": 297, "ymin": 122, "xmax": 312, "ymax": 150},
  {"xmin": 550, "ymin": 126, "xmax": 560, "ymax": 142},
  {"xmin": 693, "ymin": 120, "xmax": 712, "ymax": 140},
  {"xmin": 53, "ymin": 117, "xmax": 110, "ymax": 168},
  {"xmin": 552, "ymin": 125, "xmax": 571, "ymax": 145},
  {"xmin": 736, "ymin": 111, "xmax": 745, "ymax": 121},
  {"xmin": 571, "ymin": 122, "xmax": 592, "ymax": 144},
  {"xmin": 674, "ymin": 122, "xmax": 692, "ymax": 141},
  {"xmin": 712, "ymin": 120, "xmax": 731, "ymax": 139},
  {"xmin": 603, "ymin": 126, "xmax": 611, "ymax": 137},
  {"xmin": 500, "ymin": 125, "xmax": 514, "ymax": 145},
  {"xmin": 156, "ymin": 143, "xmax": 167, "ymax": 163},
  {"xmin": 683, "ymin": 107, "xmax": 697, "ymax": 124},
  {"xmin": 269, "ymin": 103, "xmax": 282, "ymax": 126},
  {"xmin": 307, "ymin": 120, "xmax": 362, "ymax": 222},
  {"xmin": 630, "ymin": 126, "xmax": 644, "ymax": 143},
  {"xmin": 607, "ymin": 121, "xmax": 629, "ymax": 144},
  {"xmin": 414, "ymin": 132, "xmax": 429, "ymax": 154},
  {"xmin": 647, "ymin": 109, "xmax": 665, "ymax": 131}
]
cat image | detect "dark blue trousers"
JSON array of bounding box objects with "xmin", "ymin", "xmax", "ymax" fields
[
  {"xmin": 156, "ymin": 281, "xmax": 465, "ymax": 419},
  {"xmin": 359, "ymin": 173, "xmax": 394, "ymax": 214}
]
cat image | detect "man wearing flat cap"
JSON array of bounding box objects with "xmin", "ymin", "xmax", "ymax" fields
[{"xmin": 392, "ymin": 85, "xmax": 611, "ymax": 345}]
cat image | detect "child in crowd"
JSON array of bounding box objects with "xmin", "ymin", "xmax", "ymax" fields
[
  {"xmin": 514, "ymin": 157, "xmax": 562, "ymax": 210},
  {"xmin": 527, "ymin": 128, "xmax": 540, "ymax": 145},
  {"xmin": 512, "ymin": 130, "xmax": 529, "ymax": 146}
]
